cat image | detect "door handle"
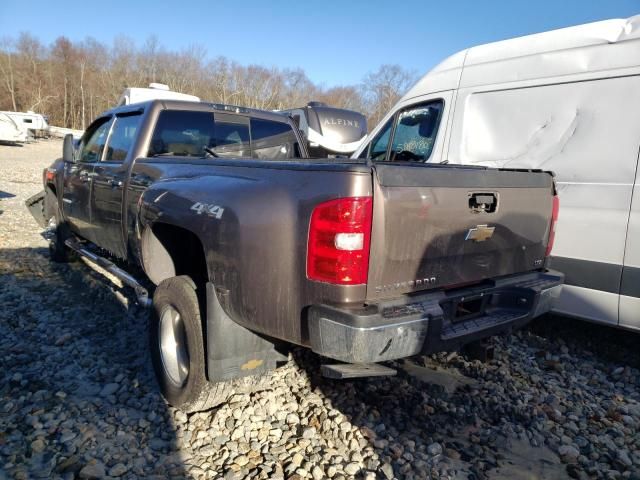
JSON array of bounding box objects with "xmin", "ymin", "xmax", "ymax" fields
[
  {"xmin": 109, "ymin": 178, "xmax": 123, "ymax": 188},
  {"xmin": 79, "ymin": 171, "xmax": 91, "ymax": 182}
]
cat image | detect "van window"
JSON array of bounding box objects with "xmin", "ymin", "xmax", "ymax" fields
[
  {"xmin": 367, "ymin": 118, "xmax": 393, "ymax": 161},
  {"xmin": 104, "ymin": 114, "xmax": 143, "ymax": 162},
  {"xmin": 79, "ymin": 118, "xmax": 113, "ymax": 163},
  {"xmin": 388, "ymin": 101, "xmax": 443, "ymax": 162},
  {"xmin": 212, "ymin": 121, "xmax": 250, "ymax": 158},
  {"xmin": 250, "ymin": 118, "xmax": 299, "ymax": 159},
  {"xmin": 149, "ymin": 110, "xmax": 215, "ymax": 157}
]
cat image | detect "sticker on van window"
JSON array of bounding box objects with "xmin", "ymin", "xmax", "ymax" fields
[{"xmin": 190, "ymin": 202, "xmax": 224, "ymax": 219}]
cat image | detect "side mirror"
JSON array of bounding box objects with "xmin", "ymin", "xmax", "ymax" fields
[{"xmin": 62, "ymin": 134, "xmax": 75, "ymax": 162}]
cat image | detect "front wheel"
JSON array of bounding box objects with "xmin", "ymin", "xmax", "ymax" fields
[{"xmin": 150, "ymin": 276, "xmax": 259, "ymax": 412}]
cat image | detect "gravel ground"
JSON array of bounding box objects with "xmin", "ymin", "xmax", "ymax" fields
[{"xmin": 0, "ymin": 139, "xmax": 639, "ymax": 480}]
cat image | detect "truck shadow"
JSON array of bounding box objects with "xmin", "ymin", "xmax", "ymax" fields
[
  {"xmin": 3, "ymin": 243, "xmax": 638, "ymax": 479},
  {"xmin": 530, "ymin": 313, "xmax": 640, "ymax": 369},
  {"xmin": 290, "ymin": 311, "xmax": 640, "ymax": 480},
  {"xmin": 0, "ymin": 247, "xmax": 187, "ymax": 479}
]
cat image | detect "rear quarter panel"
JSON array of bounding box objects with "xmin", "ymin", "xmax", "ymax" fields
[{"xmin": 134, "ymin": 159, "xmax": 372, "ymax": 345}]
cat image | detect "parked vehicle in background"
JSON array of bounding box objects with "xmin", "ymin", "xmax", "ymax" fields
[
  {"xmin": 354, "ymin": 15, "xmax": 640, "ymax": 331},
  {"xmin": 118, "ymin": 83, "xmax": 200, "ymax": 106},
  {"xmin": 0, "ymin": 111, "xmax": 49, "ymax": 141},
  {"xmin": 0, "ymin": 112, "xmax": 29, "ymax": 143},
  {"xmin": 279, "ymin": 102, "xmax": 367, "ymax": 157},
  {"xmin": 27, "ymin": 93, "xmax": 562, "ymax": 412}
]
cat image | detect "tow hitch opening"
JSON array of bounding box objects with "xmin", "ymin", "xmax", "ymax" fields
[{"xmin": 454, "ymin": 296, "xmax": 486, "ymax": 321}]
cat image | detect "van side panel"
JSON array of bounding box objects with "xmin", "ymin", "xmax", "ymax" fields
[
  {"xmin": 619, "ymin": 145, "xmax": 640, "ymax": 330},
  {"xmin": 447, "ymin": 75, "xmax": 640, "ymax": 325},
  {"xmin": 459, "ymin": 39, "xmax": 640, "ymax": 89}
]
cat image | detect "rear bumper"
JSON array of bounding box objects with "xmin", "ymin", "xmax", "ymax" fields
[{"xmin": 308, "ymin": 270, "xmax": 563, "ymax": 363}]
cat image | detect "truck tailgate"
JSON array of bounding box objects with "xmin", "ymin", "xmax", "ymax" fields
[{"xmin": 367, "ymin": 164, "xmax": 555, "ymax": 301}]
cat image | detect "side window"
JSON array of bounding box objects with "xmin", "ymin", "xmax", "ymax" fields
[
  {"xmin": 250, "ymin": 118, "xmax": 300, "ymax": 159},
  {"xmin": 212, "ymin": 121, "xmax": 250, "ymax": 158},
  {"xmin": 389, "ymin": 101, "xmax": 443, "ymax": 162},
  {"xmin": 367, "ymin": 117, "xmax": 393, "ymax": 161},
  {"xmin": 148, "ymin": 110, "xmax": 215, "ymax": 157},
  {"xmin": 104, "ymin": 114, "xmax": 143, "ymax": 162},
  {"xmin": 79, "ymin": 118, "xmax": 112, "ymax": 163}
]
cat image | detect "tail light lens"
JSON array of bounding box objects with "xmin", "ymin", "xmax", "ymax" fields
[
  {"xmin": 307, "ymin": 197, "xmax": 373, "ymax": 285},
  {"xmin": 545, "ymin": 195, "xmax": 559, "ymax": 257}
]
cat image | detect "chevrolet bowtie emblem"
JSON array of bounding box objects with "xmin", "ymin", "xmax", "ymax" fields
[{"xmin": 465, "ymin": 224, "xmax": 495, "ymax": 242}]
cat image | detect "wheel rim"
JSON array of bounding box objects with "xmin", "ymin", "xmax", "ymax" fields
[{"xmin": 158, "ymin": 305, "xmax": 189, "ymax": 388}]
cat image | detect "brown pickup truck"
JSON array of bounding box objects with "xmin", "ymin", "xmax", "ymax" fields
[{"xmin": 27, "ymin": 99, "xmax": 562, "ymax": 412}]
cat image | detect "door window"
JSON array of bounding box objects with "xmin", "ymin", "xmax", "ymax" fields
[
  {"xmin": 389, "ymin": 101, "xmax": 443, "ymax": 162},
  {"xmin": 79, "ymin": 118, "xmax": 112, "ymax": 163},
  {"xmin": 250, "ymin": 118, "xmax": 300, "ymax": 159},
  {"xmin": 104, "ymin": 114, "xmax": 143, "ymax": 162}
]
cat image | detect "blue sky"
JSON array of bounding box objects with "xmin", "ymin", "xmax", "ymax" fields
[{"xmin": 1, "ymin": 0, "xmax": 638, "ymax": 87}]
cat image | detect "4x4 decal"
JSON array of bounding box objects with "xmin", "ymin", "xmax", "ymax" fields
[{"xmin": 190, "ymin": 202, "xmax": 224, "ymax": 219}]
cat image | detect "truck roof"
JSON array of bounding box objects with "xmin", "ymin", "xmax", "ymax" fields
[
  {"xmin": 401, "ymin": 15, "xmax": 640, "ymax": 101},
  {"xmin": 102, "ymin": 99, "xmax": 296, "ymax": 124}
]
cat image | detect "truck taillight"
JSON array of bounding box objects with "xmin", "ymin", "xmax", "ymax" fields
[
  {"xmin": 307, "ymin": 197, "xmax": 373, "ymax": 285},
  {"xmin": 545, "ymin": 195, "xmax": 559, "ymax": 257}
]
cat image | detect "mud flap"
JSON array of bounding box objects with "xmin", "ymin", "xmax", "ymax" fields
[
  {"xmin": 205, "ymin": 283, "xmax": 287, "ymax": 382},
  {"xmin": 24, "ymin": 190, "xmax": 47, "ymax": 228}
]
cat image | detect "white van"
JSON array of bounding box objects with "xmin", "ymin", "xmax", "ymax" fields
[{"xmin": 353, "ymin": 16, "xmax": 640, "ymax": 331}]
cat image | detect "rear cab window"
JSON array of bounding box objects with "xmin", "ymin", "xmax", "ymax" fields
[
  {"xmin": 212, "ymin": 113, "xmax": 251, "ymax": 158},
  {"xmin": 148, "ymin": 109, "xmax": 302, "ymax": 160},
  {"xmin": 250, "ymin": 118, "xmax": 301, "ymax": 159}
]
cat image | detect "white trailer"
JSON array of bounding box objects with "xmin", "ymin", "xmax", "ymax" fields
[
  {"xmin": 0, "ymin": 112, "xmax": 29, "ymax": 143},
  {"xmin": 353, "ymin": 15, "xmax": 640, "ymax": 330},
  {"xmin": 0, "ymin": 111, "xmax": 49, "ymax": 138},
  {"xmin": 279, "ymin": 102, "xmax": 367, "ymax": 157},
  {"xmin": 118, "ymin": 83, "xmax": 200, "ymax": 106}
]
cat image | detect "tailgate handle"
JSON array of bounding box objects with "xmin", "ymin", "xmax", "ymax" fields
[{"xmin": 469, "ymin": 192, "xmax": 497, "ymax": 213}]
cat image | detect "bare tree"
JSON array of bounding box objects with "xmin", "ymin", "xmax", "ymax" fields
[
  {"xmin": 0, "ymin": 38, "xmax": 18, "ymax": 111},
  {"xmin": 361, "ymin": 64, "xmax": 417, "ymax": 126}
]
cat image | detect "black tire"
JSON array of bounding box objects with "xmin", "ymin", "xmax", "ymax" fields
[
  {"xmin": 48, "ymin": 214, "xmax": 78, "ymax": 263},
  {"xmin": 150, "ymin": 276, "xmax": 261, "ymax": 412}
]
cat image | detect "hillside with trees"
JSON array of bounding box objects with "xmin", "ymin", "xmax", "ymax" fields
[{"xmin": 0, "ymin": 34, "xmax": 417, "ymax": 131}]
